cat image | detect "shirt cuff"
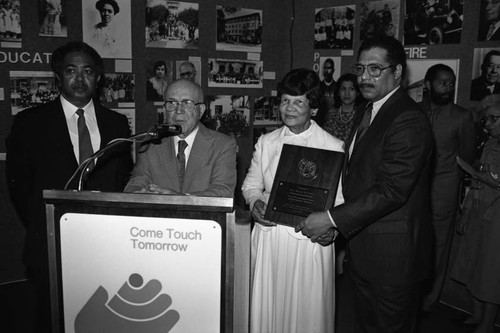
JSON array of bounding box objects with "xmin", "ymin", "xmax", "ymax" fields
[{"xmin": 326, "ymin": 210, "xmax": 337, "ymax": 228}]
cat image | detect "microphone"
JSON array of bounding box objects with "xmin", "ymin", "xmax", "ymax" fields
[{"xmin": 149, "ymin": 124, "xmax": 182, "ymax": 139}]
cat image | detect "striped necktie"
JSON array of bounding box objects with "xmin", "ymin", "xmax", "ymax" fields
[
  {"xmin": 177, "ymin": 140, "xmax": 188, "ymax": 186},
  {"xmin": 76, "ymin": 108, "xmax": 94, "ymax": 171}
]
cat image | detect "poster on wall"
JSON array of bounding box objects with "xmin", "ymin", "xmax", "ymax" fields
[
  {"xmin": 470, "ymin": 48, "xmax": 500, "ymax": 103},
  {"xmin": 477, "ymin": 0, "xmax": 500, "ymax": 41},
  {"xmin": 10, "ymin": 71, "xmax": 58, "ymax": 115},
  {"xmin": 145, "ymin": 60, "xmax": 174, "ymax": 102},
  {"xmin": 405, "ymin": 59, "xmax": 460, "ymax": 104},
  {"xmin": 216, "ymin": 6, "xmax": 262, "ymax": 53},
  {"xmin": 82, "ymin": 0, "xmax": 132, "ymax": 59},
  {"xmin": 314, "ymin": 5, "xmax": 355, "ymax": 50},
  {"xmin": 145, "ymin": 1, "xmax": 199, "ymax": 49},
  {"xmin": 38, "ymin": 0, "xmax": 67, "ymax": 37},
  {"xmin": 99, "ymin": 73, "xmax": 135, "ymax": 104},
  {"xmin": 175, "ymin": 59, "xmax": 201, "ymax": 85},
  {"xmin": 359, "ymin": 0, "xmax": 400, "ymax": 42},
  {"xmin": 208, "ymin": 58, "xmax": 263, "ymax": 88},
  {"xmin": 0, "ymin": 0, "xmax": 22, "ymax": 46},
  {"xmin": 404, "ymin": 0, "xmax": 463, "ymax": 45},
  {"xmin": 201, "ymin": 95, "xmax": 250, "ymax": 137}
]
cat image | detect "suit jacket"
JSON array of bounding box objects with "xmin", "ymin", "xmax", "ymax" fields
[
  {"xmin": 6, "ymin": 98, "xmax": 133, "ymax": 267},
  {"xmin": 478, "ymin": 22, "xmax": 500, "ymax": 41},
  {"xmin": 125, "ymin": 123, "xmax": 237, "ymax": 197},
  {"xmin": 330, "ymin": 89, "xmax": 434, "ymax": 285},
  {"xmin": 470, "ymin": 76, "xmax": 500, "ymax": 101}
]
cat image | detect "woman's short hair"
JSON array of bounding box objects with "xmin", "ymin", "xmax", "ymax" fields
[
  {"xmin": 278, "ymin": 68, "xmax": 321, "ymax": 109},
  {"xmin": 95, "ymin": 0, "xmax": 120, "ymax": 14}
]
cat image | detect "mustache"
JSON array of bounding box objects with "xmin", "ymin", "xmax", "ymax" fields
[{"xmin": 359, "ymin": 83, "xmax": 375, "ymax": 89}]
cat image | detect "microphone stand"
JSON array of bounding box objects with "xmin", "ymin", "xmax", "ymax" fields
[{"xmin": 64, "ymin": 125, "xmax": 174, "ymax": 191}]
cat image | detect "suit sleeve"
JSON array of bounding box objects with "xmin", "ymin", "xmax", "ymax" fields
[
  {"xmin": 331, "ymin": 109, "xmax": 433, "ymax": 238},
  {"xmin": 189, "ymin": 136, "xmax": 237, "ymax": 197},
  {"xmin": 114, "ymin": 114, "xmax": 133, "ymax": 191},
  {"xmin": 123, "ymin": 143, "xmax": 155, "ymax": 193}
]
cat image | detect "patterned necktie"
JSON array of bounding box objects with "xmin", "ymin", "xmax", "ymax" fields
[
  {"xmin": 487, "ymin": 24, "xmax": 496, "ymax": 41},
  {"xmin": 76, "ymin": 109, "xmax": 94, "ymax": 171},
  {"xmin": 354, "ymin": 103, "xmax": 373, "ymax": 147},
  {"xmin": 177, "ymin": 140, "xmax": 188, "ymax": 186}
]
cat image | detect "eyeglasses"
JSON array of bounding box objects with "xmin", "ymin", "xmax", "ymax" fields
[
  {"xmin": 180, "ymin": 71, "xmax": 194, "ymax": 78},
  {"xmin": 164, "ymin": 99, "xmax": 203, "ymax": 112},
  {"xmin": 481, "ymin": 115, "xmax": 500, "ymax": 124},
  {"xmin": 351, "ymin": 64, "xmax": 393, "ymax": 77},
  {"xmin": 485, "ymin": 64, "xmax": 500, "ymax": 71}
]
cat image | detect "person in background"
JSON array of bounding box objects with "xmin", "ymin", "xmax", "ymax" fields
[
  {"xmin": 6, "ymin": 41, "xmax": 133, "ymax": 332},
  {"xmin": 125, "ymin": 79, "xmax": 237, "ymax": 197},
  {"xmin": 146, "ymin": 60, "xmax": 169, "ymax": 102},
  {"xmin": 296, "ymin": 36, "xmax": 434, "ymax": 333},
  {"xmin": 178, "ymin": 61, "xmax": 198, "ymax": 83},
  {"xmin": 316, "ymin": 58, "xmax": 337, "ymax": 125},
  {"xmin": 323, "ymin": 73, "xmax": 364, "ymax": 142},
  {"xmin": 242, "ymin": 68, "xmax": 344, "ymax": 333},
  {"xmin": 478, "ymin": 0, "xmax": 500, "ymax": 41},
  {"xmin": 451, "ymin": 103, "xmax": 500, "ymax": 333},
  {"xmin": 419, "ymin": 64, "xmax": 477, "ymax": 311},
  {"xmin": 91, "ymin": 0, "xmax": 120, "ymax": 57},
  {"xmin": 470, "ymin": 50, "xmax": 500, "ymax": 101}
]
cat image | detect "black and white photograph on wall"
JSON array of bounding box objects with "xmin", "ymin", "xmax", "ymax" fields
[
  {"xmin": 0, "ymin": 0, "xmax": 22, "ymax": 43},
  {"xmin": 404, "ymin": 0, "xmax": 463, "ymax": 45},
  {"xmin": 175, "ymin": 59, "xmax": 201, "ymax": 84},
  {"xmin": 478, "ymin": 0, "xmax": 500, "ymax": 41},
  {"xmin": 208, "ymin": 58, "xmax": 263, "ymax": 88},
  {"xmin": 145, "ymin": 1, "xmax": 199, "ymax": 49},
  {"xmin": 470, "ymin": 47, "xmax": 500, "ymax": 102},
  {"xmin": 82, "ymin": 0, "xmax": 132, "ymax": 58},
  {"xmin": 10, "ymin": 71, "xmax": 58, "ymax": 115},
  {"xmin": 216, "ymin": 6, "xmax": 262, "ymax": 53},
  {"xmin": 38, "ymin": 0, "xmax": 66, "ymax": 37},
  {"xmin": 317, "ymin": 56, "xmax": 341, "ymax": 123},
  {"xmin": 405, "ymin": 59, "xmax": 459, "ymax": 103},
  {"xmin": 201, "ymin": 95, "xmax": 250, "ymax": 137},
  {"xmin": 146, "ymin": 59, "xmax": 173, "ymax": 102},
  {"xmin": 359, "ymin": 0, "xmax": 400, "ymax": 42},
  {"xmin": 99, "ymin": 73, "xmax": 135, "ymax": 104},
  {"xmin": 253, "ymin": 96, "xmax": 282, "ymax": 126},
  {"xmin": 314, "ymin": 5, "xmax": 355, "ymax": 50}
]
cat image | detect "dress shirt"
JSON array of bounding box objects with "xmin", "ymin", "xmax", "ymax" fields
[
  {"xmin": 61, "ymin": 95, "xmax": 101, "ymax": 162},
  {"xmin": 173, "ymin": 125, "xmax": 199, "ymax": 164}
]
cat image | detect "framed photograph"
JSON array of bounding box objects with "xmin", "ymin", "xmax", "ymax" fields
[
  {"xmin": 145, "ymin": 1, "xmax": 199, "ymax": 49},
  {"xmin": 253, "ymin": 96, "xmax": 282, "ymax": 126},
  {"xmin": 82, "ymin": 0, "xmax": 132, "ymax": 58},
  {"xmin": 216, "ymin": 6, "xmax": 262, "ymax": 53},
  {"xmin": 10, "ymin": 71, "xmax": 58, "ymax": 115},
  {"xmin": 99, "ymin": 73, "xmax": 135, "ymax": 104},
  {"xmin": 314, "ymin": 5, "xmax": 355, "ymax": 50},
  {"xmin": 405, "ymin": 59, "xmax": 460, "ymax": 103},
  {"xmin": 0, "ymin": 0, "xmax": 22, "ymax": 43},
  {"xmin": 38, "ymin": 0, "xmax": 67, "ymax": 37},
  {"xmin": 404, "ymin": 0, "xmax": 463, "ymax": 45},
  {"xmin": 470, "ymin": 48, "xmax": 500, "ymax": 102},
  {"xmin": 208, "ymin": 58, "xmax": 263, "ymax": 88},
  {"xmin": 202, "ymin": 95, "xmax": 250, "ymax": 137},
  {"xmin": 359, "ymin": 0, "xmax": 400, "ymax": 42},
  {"xmin": 145, "ymin": 60, "xmax": 174, "ymax": 102},
  {"xmin": 478, "ymin": 0, "xmax": 500, "ymax": 41},
  {"xmin": 175, "ymin": 59, "xmax": 201, "ymax": 85}
]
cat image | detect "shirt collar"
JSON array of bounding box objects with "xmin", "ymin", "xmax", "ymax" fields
[
  {"xmin": 372, "ymin": 86, "xmax": 400, "ymax": 117},
  {"xmin": 174, "ymin": 124, "xmax": 199, "ymax": 147},
  {"xmin": 60, "ymin": 95, "xmax": 96, "ymax": 121}
]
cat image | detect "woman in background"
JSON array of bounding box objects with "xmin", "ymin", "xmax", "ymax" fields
[
  {"xmin": 451, "ymin": 103, "xmax": 500, "ymax": 333},
  {"xmin": 242, "ymin": 68, "xmax": 344, "ymax": 333},
  {"xmin": 323, "ymin": 73, "xmax": 363, "ymax": 142}
]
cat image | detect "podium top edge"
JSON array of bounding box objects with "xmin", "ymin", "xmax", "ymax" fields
[{"xmin": 43, "ymin": 190, "xmax": 234, "ymax": 208}]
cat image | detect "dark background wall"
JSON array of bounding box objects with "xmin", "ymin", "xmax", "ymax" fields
[{"xmin": 0, "ymin": 0, "xmax": 495, "ymax": 290}]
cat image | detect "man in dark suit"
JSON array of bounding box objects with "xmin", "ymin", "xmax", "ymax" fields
[
  {"xmin": 478, "ymin": 0, "xmax": 500, "ymax": 41},
  {"xmin": 296, "ymin": 36, "xmax": 434, "ymax": 332},
  {"xmin": 419, "ymin": 64, "xmax": 477, "ymax": 311},
  {"xmin": 125, "ymin": 79, "xmax": 237, "ymax": 197},
  {"xmin": 470, "ymin": 50, "xmax": 500, "ymax": 101},
  {"xmin": 6, "ymin": 41, "xmax": 132, "ymax": 332}
]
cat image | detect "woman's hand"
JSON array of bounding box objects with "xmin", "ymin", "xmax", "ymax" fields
[{"xmin": 251, "ymin": 200, "xmax": 276, "ymax": 227}]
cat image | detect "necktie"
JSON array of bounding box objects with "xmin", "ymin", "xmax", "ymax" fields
[
  {"xmin": 76, "ymin": 109, "xmax": 94, "ymax": 171},
  {"xmin": 487, "ymin": 24, "xmax": 496, "ymax": 41},
  {"xmin": 177, "ymin": 140, "xmax": 188, "ymax": 186},
  {"xmin": 354, "ymin": 103, "xmax": 373, "ymax": 147}
]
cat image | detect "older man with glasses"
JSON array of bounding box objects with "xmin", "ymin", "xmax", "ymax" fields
[
  {"xmin": 125, "ymin": 79, "xmax": 237, "ymax": 197},
  {"xmin": 297, "ymin": 36, "xmax": 434, "ymax": 333}
]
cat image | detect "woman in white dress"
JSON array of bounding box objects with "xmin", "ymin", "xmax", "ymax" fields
[{"xmin": 242, "ymin": 68, "xmax": 345, "ymax": 333}]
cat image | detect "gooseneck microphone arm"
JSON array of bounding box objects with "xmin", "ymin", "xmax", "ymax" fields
[{"xmin": 64, "ymin": 124, "xmax": 182, "ymax": 191}]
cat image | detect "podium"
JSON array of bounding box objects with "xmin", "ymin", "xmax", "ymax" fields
[{"xmin": 44, "ymin": 190, "xmax": 250, "ymax": 333}]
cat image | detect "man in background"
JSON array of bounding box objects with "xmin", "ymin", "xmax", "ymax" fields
[
  {"xmin": 6, "ymin": 41, "xmax": 132, "ymax": 331},
  {"xmin": 317, "ymin": 57, "xmax": 337, "ymax": 125},
  {"xmin": 478, "ymin": 0, "xmax": 500, "ymax": 41},
  {"xmin": 146, "ymin": 60, "xmax": 169, "ymax": 101},
  {"xmin": 419, "ymin": 64, "xmax": 477, "ymax": 311},
  {"xmin": 297, "ymin": 36, "xmax": 434, "ymax": 332},
  {"xmin": 471, "ymin": 50, "xmax": 500, "ymax": 101},
  {"xmin": 125, "ymin": 79, "xmax": 237, "ymax": 197},
  {"xmin": 179, "ymin": 61, "xmax": 197, "ymax": 83}
]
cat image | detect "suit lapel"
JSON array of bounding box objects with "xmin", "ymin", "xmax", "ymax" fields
[
  {"xmin": 163, "ymin": 137, "xmax": 181, "ymax": 191},
  {"xmin": 51, "ymin": 99, "xmax": 79, "ymax": 168},
  {"xmin": 183, "ymin": 125, "xmax": 211, "ymax": 191}
]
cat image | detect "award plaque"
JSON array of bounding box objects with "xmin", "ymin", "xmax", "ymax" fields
[{"xmin": 264, "ymin": 144, "xmax": 345, "ymax": 227}]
